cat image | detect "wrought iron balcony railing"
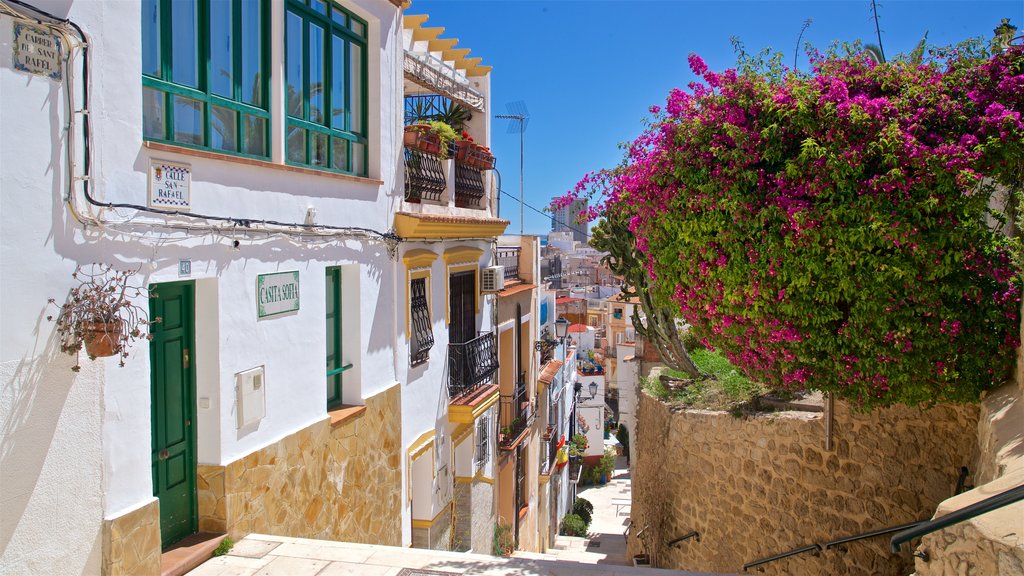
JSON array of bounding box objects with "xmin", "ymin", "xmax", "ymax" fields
[
  {"xmin": 498, "ymin": 378, "xmax": 531, "ymax": 449},
  {"xmin": 496, "ymin": 246, "xmax": 520, "ymax": 281},
  {"xmin": 540, "ymin": 430, "xmax": 558, "ymax": 476},
  {"xmin": 453, "ymin": 162, "xmax": 486, "ymax": 208},
  {"xmin": 404, "ymin": 147, "xmax": 446, "ymax": 203},
  {"xmin": 447, "ymin": 332, "xmax": 499, "ymax": 399}
]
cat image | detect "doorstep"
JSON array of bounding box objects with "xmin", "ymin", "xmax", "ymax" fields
[{"xmin": 161, "ymin": 532, "xmax": 227, "ymax": 576}]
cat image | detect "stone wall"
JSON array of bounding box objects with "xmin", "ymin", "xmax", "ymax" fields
[
  {"xmin": 470, "ymin": 480, "xmax": 495, "ymax": 553},
  {"xmin": 631, "ymin": 391, "xmax": 979, "ymax": 575},
  {"xmin": 197, "ymin": 384, "xmax": 401, "ymax": 546},
  {"xmin": 102, "ymin": 499, "xmax": 161, "ymax": 576}
]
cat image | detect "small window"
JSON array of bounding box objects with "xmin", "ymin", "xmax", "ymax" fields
[
  {"xmin": 410, "ymin": 277, "xmax": 433, "ymax": 365},
  {"xmin": 613, "ymin": 307, "xmax": 623, "ymax": 319},
  {"xmin": 476, "ymin": 415, "xmax": 489, "ymax": 468}
]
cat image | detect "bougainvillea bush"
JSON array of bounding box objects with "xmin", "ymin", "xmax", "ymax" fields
[{"xmin": 559, "ymin": 43, "xmax": 1024, "ymax": 408}]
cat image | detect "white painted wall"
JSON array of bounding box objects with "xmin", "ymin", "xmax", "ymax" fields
[
  {"xmin": 616, "ymin": 342, "xmax": 638, "ymax": 449},
  {"xmin": 1, "ymin": 0, "xmax": 404, "ymax": 570}
]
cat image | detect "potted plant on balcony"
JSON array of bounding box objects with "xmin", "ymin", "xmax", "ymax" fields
[
  {"xmin": 48, "ymin": 264, "xmax": 157, "ymax": 371},
  {"xmin": 455, "ymin": 131, "xmax": 495, "ymax": 170},
  {"xmin": 404, "ymin": 120, "xmax": 458, "ymax": 159}
]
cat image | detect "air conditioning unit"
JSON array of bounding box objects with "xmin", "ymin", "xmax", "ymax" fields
[{"xmin": 480, "ymin": 265, "xmax": 504, "ymax": 293}]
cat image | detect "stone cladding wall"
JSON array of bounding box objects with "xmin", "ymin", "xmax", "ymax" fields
[
  {"xmin": 630, "ymin": 391, "xmax": 978, "ymax": 575},
  {"xmin": 102, "ymin": 499, "xmax": 161, "ymax": 576},
  {"xmin": 197, "ymin": 384, "xmax": 401, "ymax": 546}
]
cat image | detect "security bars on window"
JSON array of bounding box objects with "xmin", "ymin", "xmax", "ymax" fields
[{"xmin": 410, "ymin": 278, "xmax": 433, "ymax": 365}]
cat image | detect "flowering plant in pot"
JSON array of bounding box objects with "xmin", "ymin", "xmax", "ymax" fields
[
  {"xmin": 455, "ymin": 131, "xmax": 495, "ymax": 170},
  {"xmin": 48, "ymin": 263, "xmax": 157, "ymax": 371}
]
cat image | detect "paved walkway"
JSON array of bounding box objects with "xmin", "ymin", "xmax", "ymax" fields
[
  {"xmin": 535, "ymin": 454, "xmax": 634, "ymax": 566},
  {"xmin": 187, "ymin": 532, "xmax": 722, "ymax": 575}
]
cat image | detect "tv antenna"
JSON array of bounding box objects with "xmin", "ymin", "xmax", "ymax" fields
[{"xmin": 496, "ymin": 101, "xmax": 530, "ymax": 235}]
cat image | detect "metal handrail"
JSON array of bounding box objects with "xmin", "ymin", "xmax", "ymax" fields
[
  {"xmin": 743, "ymin": 544, "xmax": 821, "ymax": 572},
  {"xmin": 824, "ymin": 520, "xmax": 927, "ymax": 550},
  {"xmin": 667, "ymin": 531, "xmax": 700, "ymax": 547},
  {"xmin": 890, "ymin": 483, "xmax": 1024, "ymax": 553}
]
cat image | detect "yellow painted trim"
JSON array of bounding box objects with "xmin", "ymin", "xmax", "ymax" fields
[
  {"xmin": 443, "ymin": 246, "xmax": 484, "ymax": 265},
  {"xmin": 428, "ymin": 38, "xmax": 458, "ymax": 51},
  {"xmin": 412, "ymin": 27, "xmax": 443, "ymax": 41},
  {"xmin": 474, "ymin": 473, "xmax": 495, "ymax": 485},
  {"xmin": 412, "ymin": 504, "xmax": 452, "ymax": 528},
  {"xmin": 454, "ymin": 57, "xmax": 482, "ymax": 70},
  {"xmin": 466, "ymin": 66, "xmax": 493, "ymax": 77},
  {"xmin": 403, "ymin": 249, "xmax": 439, "ymax": 269},
  {"xmin": 448, "ymin": 388, "xmax": 499, "ymax": 424},
  {"xmin": 452, "ymin": 423, "xmax": 473, "ymax": 445},
  {"xmin": 454, "ymin": 476, "xmax": 474, "ymax": 484},
  {"xmin": 404, "ymin": 14, "xmax": 428, "ymax": 28},
  {"xmin": 539, "ymin": 472, "xmax": 551, "ymax": 485},
  {"xmin": 394, "ymin": 213, "xmax": 510, "ymax": 240},
  {"xmin": 408, "ymin": 429, "xmax": 435, "ymax": 460},
  {"xmin": 442, "ymin": 48, "xmax": 471, "ymax": 61}
]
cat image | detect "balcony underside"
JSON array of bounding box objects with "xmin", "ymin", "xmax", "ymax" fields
[{"xmin": 394, "ymin": 212, "xmax": 509, "ymax": 240}]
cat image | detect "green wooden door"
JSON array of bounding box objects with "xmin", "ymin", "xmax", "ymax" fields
[{"xmin": 150, "ymin": 281, "xmax": 197, "ymax": 548}]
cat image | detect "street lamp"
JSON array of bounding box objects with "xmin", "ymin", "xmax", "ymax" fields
[
  {"xmin": 555, "ymin": 316, "xmax": 570, "ymax": 341},
  {"xmin": 588, "ymin": 381, "xmax": 598, "ymax": 400}
]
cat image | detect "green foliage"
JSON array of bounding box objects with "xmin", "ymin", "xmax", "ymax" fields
[
  {"xmin": 661, "ymin": 349, "xmax": 769, "ymax": 410},
  {"xmin": 616, "ymin": 423, "xmax": 630, "ymax": 454},
  {"xmin": 568, "ymin": 433, "xmax": 589, "ymax": 457},
  {"xmin": 213, "ymin": 538, "xmax": 234, "ymax": 557},
  {"xmin": 424, "ymin": 120, "xmax": 458, "ymax": 158},
  {"xmin": 493, "ymin": 522, "xmax": 514, "ymax": 556},
  {"xmin": 597, "ymin": 447, "xmax": 617, "ymax": 478},
  {"xmin": 572, "ymin": 497, "xmax": 594, "ymax": 527},
  {"xmin": 560, "ymin": 513, "xmax": 588, "ymax": 537}
]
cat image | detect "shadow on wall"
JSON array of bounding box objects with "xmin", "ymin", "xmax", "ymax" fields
[{"xmin": 0, "ymin": 311, "xmax": 102, "ymax": 572}]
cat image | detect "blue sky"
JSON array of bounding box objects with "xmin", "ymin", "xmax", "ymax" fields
[{"xmin": 411, "ymin": 1, "xmax": 1023, "ymax": 236}]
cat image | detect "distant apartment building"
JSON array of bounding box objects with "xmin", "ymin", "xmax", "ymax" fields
[{"xmin": 551, "ymin": 198, "xmax": 589, "ymax": 243}]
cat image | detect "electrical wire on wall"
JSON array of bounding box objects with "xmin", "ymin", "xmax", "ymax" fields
[{"xmin": 1, "ymin": 0, "xmax": 403, "ymax": 258}]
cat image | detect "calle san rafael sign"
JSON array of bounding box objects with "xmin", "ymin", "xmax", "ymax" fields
[{"xmin": 257, "ymin": 271, "xmax": 300, "ymax": 318}]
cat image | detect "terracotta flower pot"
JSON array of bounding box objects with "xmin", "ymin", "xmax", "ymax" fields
[
  {"xmin": 455, "ymin": 140, "xmax": 494, "ymax": 170},
  {"xmin": 82, "ymin": 320, "xmax": 122, "ymax": 358},
  {"xmin": 404, "ymin": 124, "xmax": 442, "ymax": 155}
]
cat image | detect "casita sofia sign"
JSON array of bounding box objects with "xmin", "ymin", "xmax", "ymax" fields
[{"xmin": 257, "ymin": 271, "xmax": 300, "ymax": 318}]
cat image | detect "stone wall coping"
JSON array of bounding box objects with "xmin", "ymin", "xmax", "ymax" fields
[
  {"xmin": 646, "ymin": 390, "xmax": 821, "ymax": 422},
  {"xmin": 328, "ymin": 405, "xmax": 367, "ymax": 427},
  {"xmin": 932, "ymin": 466, "xmax": 1024, "ymax": 547}
]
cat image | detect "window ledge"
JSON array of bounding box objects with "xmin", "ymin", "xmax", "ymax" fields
[
  {"xmin": 144, "ymin": 142, "xmax": 384, "ymax": 185},
  {"xmin": 328, "ymin": 404, "xmax": 367, "ymax": 427}
]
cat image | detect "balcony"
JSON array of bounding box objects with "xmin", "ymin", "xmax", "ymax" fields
[
  {"xmin": 404, "ymin": 147, "xmax": 446, "ymax": 203},
  {"xmin": 498, "ymin": 378, "xmax": 531, "ymax": 450},
  {"xmin": 447, "ymin": 332, "xmax": 499, "ymax": 399},
  {"xmin": 454, "ymin": 162, "xmax": 486, "ymax": 208},
  {"xmin": 540, "ymin": 431, "xmax": 559, "ymax": 476},
  {"xmin": 496, "ymin": 246, "xmax": 520, "ymax": 282}
]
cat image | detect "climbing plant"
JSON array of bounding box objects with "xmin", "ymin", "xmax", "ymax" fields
[{"xmin": 557, "ymin": 39, "xmax": 1024, "ymax": 409}]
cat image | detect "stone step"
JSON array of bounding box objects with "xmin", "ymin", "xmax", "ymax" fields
[{"xmin": 161, "ymin": 533, "xmax": 227, "ymax": 576}]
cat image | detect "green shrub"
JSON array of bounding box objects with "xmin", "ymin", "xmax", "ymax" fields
[
  {"xmin": 573, "ymin": 497, "xmax": 594, "ymax": 527},
  {"xmin": 212, "ymin": 537, "xmax": 234, "ymax": 557},
  {"xmin": 424, "ymin": 120, "xmax": 458, "ymax": 158},
  {"xmin": 560, "ymin": 513, "xmax": 588, "ymax": 537},
  {"xmin": 493, "ymin": 522, "xmax": 514, "ymax": 556}
]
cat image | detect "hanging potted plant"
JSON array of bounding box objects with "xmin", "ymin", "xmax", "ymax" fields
[{"xmin": 48, "ymin": 264, "xmax": 157, "ymax": 371}]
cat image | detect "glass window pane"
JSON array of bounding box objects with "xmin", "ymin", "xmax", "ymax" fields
[
  {"xmin": 286, "ymin": 11, "xmax": 303, "ymax": 117},
  {"xmin": 312, "ymin": 132, "xmax": 328, "ymax": 167},
  {"xmin": 172, "ymin": 95, "xmax": 204, "ymax": 145},
  {"xmin": 331, "ymin": 137, "xmax": 349, "ymax": 172},
  {"xmin": 311, "ymin": 0, "xmax": 326, "ymax": 15},
  {"xmin": 352, "ymin": 142, "xmax": 365, "ymax": 176},
  {"xmin": 331, "ymin": 7, "xmax": 346, "ymax": 26},
  {"xmin": 331, "ymin": 35, "xmax": 346, "ymax": 130},
  {"xmin": 211, "ymin": 105, "xmax": 237, "ymax": 152},
  {"xmin": 209, "ymin": 0, "xmax": 234, "ymax": 98},
  {"xmin": 350, "ymin": 18, "xmax": 365, "ymax": 38},
  {"xmin": 170, "ymin": 0, "xmax": 199, "ymax": 87},
  {"xmin": 244, "ymin": 115, "xmax": 267, "ymax": 157},
  {"xmin": 240, "ymin": 0, "xmax": 263, "ymax": 107},
  {"xmin": 287, "ymin": 125, "xmax": 306, "ymax": 164},
  {"xmin": 350, "ymin": 42, "xmax": 363, "ymax": 134},
  {"xmin": 141, "ymin": 0, "xmax": 161, "ymax": 77},
  {"xmin": 308, "ymin": 23, "xmax": 324, "ymax": 124},
  {"xmin": 143, "ymin": 87, "xmax": 165, "ymax": 139}
]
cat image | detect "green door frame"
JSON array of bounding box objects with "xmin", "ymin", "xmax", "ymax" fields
[{"xmin": 149, "ymin": 280, "xmax": 198, "ymax": 548}]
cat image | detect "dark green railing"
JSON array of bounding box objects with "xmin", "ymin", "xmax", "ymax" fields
[{"xmin": 890, "ymin": 483, "xmax": 1024, "ymax": 553}]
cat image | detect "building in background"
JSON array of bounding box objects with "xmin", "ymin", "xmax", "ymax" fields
[{"xmin": 551, "ymin": 197, "xmax": 589, "ymax": 243}]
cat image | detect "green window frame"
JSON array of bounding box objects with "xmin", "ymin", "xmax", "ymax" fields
[
  {"xmin": 142, "ymin": 0, "xmax": 270, "ymax": 159},
  {"xmin": 285, "ymin": 0, "xmax": 368, "ymax": 177},
  {"xmin": 325, "ymin": 267, "xmax": 350, "ymax": 410}
]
